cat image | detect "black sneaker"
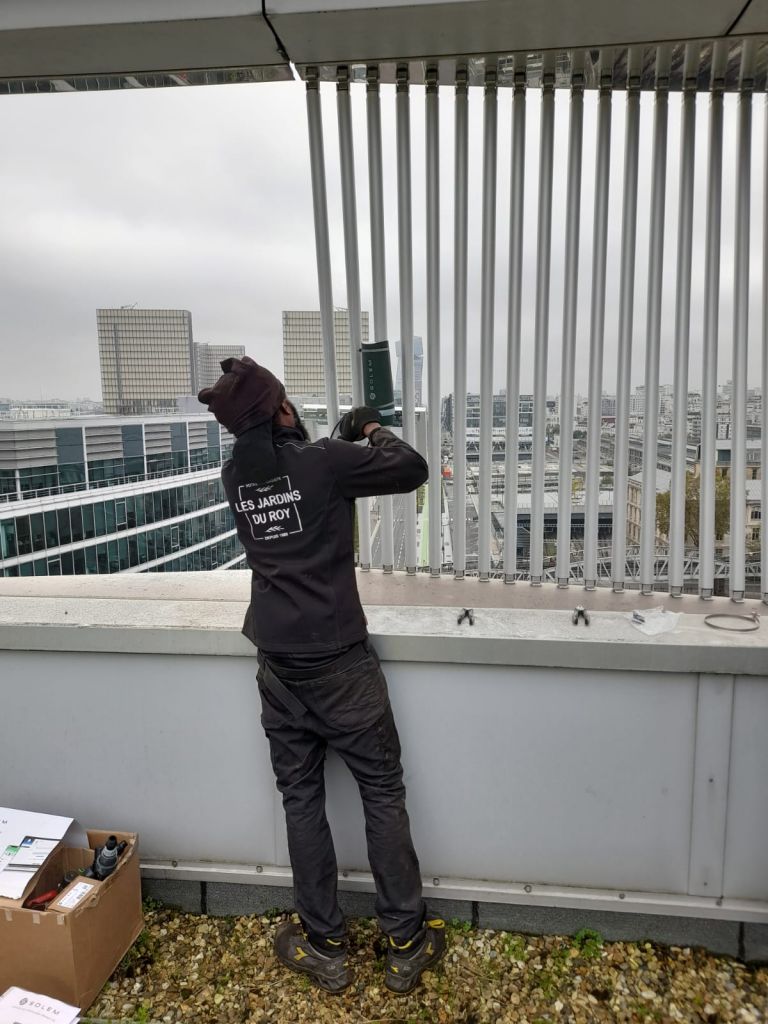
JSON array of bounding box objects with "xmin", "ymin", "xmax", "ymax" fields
[
  {"xmin": 273, "ymin": 921, "xmax": 352, "ymax": 993},
  {"xmin": 385, "ymin": 918, "xmax": 446, "ymax": 994}
]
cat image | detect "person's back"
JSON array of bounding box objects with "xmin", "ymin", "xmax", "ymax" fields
[
  {"xmin": 199, "ymin": 357, "xmax": 445, "ymax": 995},
  {"xmin": 222, "ymin": 422, "xmax": 426, "ymax": 654}
]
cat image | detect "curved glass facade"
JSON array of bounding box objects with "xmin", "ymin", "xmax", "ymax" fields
[{"xmin": 0, "ymin": 415, "xmax": 239, "ymax": 578}]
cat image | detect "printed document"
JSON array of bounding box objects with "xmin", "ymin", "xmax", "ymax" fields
[
  {"xmin": 0, "ymin": 808, "xmax": 88, "ymax": 900},
  {"xmin": 0, "ymin": 987, "xmax": 79, "ymax": 1024}
]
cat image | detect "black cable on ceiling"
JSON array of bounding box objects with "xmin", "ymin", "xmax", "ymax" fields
[
  {"xmin": 726, "ymin": 0, "xmax": 755, "ymax": 37},
  {"xmin": 261, "ymin": 1, "xmax": 292, "ymax": 65}
]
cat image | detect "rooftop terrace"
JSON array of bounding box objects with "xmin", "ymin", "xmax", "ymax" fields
[{"xmin": 0, "ymin": 5, "xmax": 767, "ymax": 1013}]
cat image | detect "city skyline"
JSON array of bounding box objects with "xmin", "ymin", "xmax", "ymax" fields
[
  {"xmin": 1, "ymin": 374, "xmax": 761, "ymax": 407},
  {"xmin": 1, "ymin": 82, "xmax": 766, "ymax": 401}
]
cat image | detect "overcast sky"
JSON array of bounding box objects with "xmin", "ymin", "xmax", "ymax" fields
[{"xmin": 0, "ymin": 78, "xmax": 764, "ymax": 402}]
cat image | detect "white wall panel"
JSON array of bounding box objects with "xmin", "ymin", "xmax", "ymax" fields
[
  {"xmin": 723, "ymin": 676, "xmax": 768, "ymax": 900},
  {"xmin": 0, "ymin": 650, "xmax": 276, "ymax": 865}
]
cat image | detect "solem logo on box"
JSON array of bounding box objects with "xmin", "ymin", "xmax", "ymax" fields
[{"xmin": 18, "ymin": 998, "xmax": 60, "ymax": 1014}]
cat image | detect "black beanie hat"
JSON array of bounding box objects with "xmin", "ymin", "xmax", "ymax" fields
[{"xmin": 198, "ymin": 356, "xmax": 286, "ymax": 484}]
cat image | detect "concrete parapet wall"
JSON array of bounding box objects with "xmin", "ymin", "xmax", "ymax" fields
[{"xmin": 0, "ymin": 573, "xmax": 766, "ymax": 962}]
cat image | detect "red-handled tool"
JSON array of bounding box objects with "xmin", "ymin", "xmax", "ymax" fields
[{"xmin": 24, "ymin": 889, "xmax": 59, "ymax": 910}]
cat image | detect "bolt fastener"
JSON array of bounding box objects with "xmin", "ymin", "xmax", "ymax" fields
[
  {"xmin": 433, "ymin": 877, "xmax": 440, "ymax": 886},
  {"xmin": 524, "ymin": 884, "xmax": 532, "ymax": 894},
  {"xmin": 256, "ymin": 865, "xmax": 263, "ymax": 873}
]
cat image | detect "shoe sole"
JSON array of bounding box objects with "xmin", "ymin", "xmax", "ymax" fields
[
  {"xmin": 384, "ymin": 946, "xmax": 446, "ymax": 995},
  {"xmin": 276, "ymin": 952, "xmax": 352, "ymax": 994}
]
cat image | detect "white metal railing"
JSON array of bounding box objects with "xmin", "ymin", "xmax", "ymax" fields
[
  {"xmin": 395, "ymin": 66, "xmax": 418, "ymax": 573},
  {"xmin": 700, "ymin": 42, "xmax": 727, "ymax": 600},
  {"xmin": 302, "ymin": 41, "xmax": 765, "ymax": 602},
  {"xmin": 479, "ymin": 67, "xmax": 498, "ymax": 581},
  {"xmin": 453, "ymin": 67, "xmax": 468, "ymax": 579},
  {"xmin": 504, "ymin": 70, "xmax": 526, "ymax": 583},
  {"xmin": 0, "ymin": 463, "xmax": 222, "ymax": 513},
  {"xmin": 336, "ymin": 67, "xmax": 372, "ymax": 569},
  {"xmin": 730, "ymin": 41, "xmax": 756, "ymax": 602},
  {"xmin": 610, "ymin": 48, "xmax": 640, "ymax": 594},
  {"xmin": 584, "ymin": 60, "xmax": 611, "ymax": 591},
  {"xmin": 365, "ymin": 68, "xmax": 395, "ymax": 571}
]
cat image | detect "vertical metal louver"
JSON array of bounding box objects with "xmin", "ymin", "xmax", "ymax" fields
[{"xmin": 302, "ymin": 39, "xmax": 766, "ymax": 601}]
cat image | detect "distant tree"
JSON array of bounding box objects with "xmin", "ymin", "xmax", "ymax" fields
[{"xmin": 656, "ymin": 472, "xmax": 730, "ymax": 546}]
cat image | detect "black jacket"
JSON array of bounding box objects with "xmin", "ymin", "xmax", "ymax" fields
[{"xmin": 222, "ymin": 425, "xmax": 428, "ymax": 653}]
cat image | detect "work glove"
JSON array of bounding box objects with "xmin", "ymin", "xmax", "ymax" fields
[{"xmin": 337, "ymin": 406, "xmax": 382, "ymax": 443}]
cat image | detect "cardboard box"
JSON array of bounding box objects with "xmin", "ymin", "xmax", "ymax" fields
[{"xmin": 0, "ymin": 830, "xmax": 143, "ymax": 1010}]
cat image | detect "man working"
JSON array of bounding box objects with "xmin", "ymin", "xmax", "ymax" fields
[{"xmin": 198, "ymin": 356, "xmax": 445, "ymax": 994}]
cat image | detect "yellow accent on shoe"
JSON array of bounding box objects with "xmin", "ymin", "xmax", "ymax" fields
[
  {"xmin": 326, "ymin": 939, "xmax": 342, "ymax": 946},
  {"xmin": 389, "ymin": 965, "xmax": 399, "ymax": 973},
  {"xmin": 389, "ymin": 936, "xmax": 414, "ymax": 950},
  {"xmin": 426, "ymin": 942, "xmax": 433, "ymax": 956},
  {"xmin": 294, "ymin": 947, "xmax": 308, "ymax": 961},
  {"xmin": 427, "ymin": 919, "xmax": 445, "ymax": 929}
]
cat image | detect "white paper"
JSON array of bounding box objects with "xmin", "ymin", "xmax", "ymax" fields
[
  {"xmin": 8, "ymin": 838, "xmax": 59, "ymax": 871},
  {"xmin": 0, "ymin": 845, "xmax": 19, "ymax": 875},
  {"xmin": 627, "ymin": 606, "xmax": 680, "ymax": 636},
  {"xmin": 0, "ymin": 863, "xmax": 35, "ymax": 900},
  {"xmin": 0, "ymin": 809, "xmax": 87, "ymax": 900},
  {"xmin": 55, "ymin": 880, "xmax": 95, "ymax": 910},
  {"xmin": 0, "ymin": 987, "xmax": 80, "ymax": 1024}
]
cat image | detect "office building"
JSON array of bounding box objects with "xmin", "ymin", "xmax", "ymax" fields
[
  {"xmin": 97, "ymin": 308, "xmax": 247, "ymax": 414},
  {"xmin": 194, "ymin": 343, "xmax": 246, "ymax": 390},
  {"xmin": 601, "ymin": 394, "xmax": 617, "ymax": 418},
  {"xmin": 441, "ymin": 392, "xmax": 535, "ymax": 436},
  {"xmin": 97, "ymin": 308, "xmax": 196, "ymax": 415},
  {"xmin": 0, "ymin": 414, "xmax": 242, "ymax": 577},
  {"xmin": 394, "ymin": 337, "xmax": 424, "ymax": 406},
  {"xmin": 281, "ymin": 309, "xmax": 367, "ymax": 397}
]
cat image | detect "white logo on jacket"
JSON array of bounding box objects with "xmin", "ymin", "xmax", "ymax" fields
[{"xmin": 236, "ymin": 475, "xmax": 304, "ymax": 541}]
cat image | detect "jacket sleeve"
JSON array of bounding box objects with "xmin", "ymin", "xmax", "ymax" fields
[{"xmin": 325, "ymin": 427, "xmax": 429, "ymax": 499}]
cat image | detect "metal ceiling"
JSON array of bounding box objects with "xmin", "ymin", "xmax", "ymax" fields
[{"xmin": 2, "ymin": 1, "xmax": 768, "ymax": 94}]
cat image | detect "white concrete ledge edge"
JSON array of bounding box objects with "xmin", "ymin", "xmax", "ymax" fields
[{"xmin": 1, "ymin": 574, "xmax": 766, "ymax": 675}]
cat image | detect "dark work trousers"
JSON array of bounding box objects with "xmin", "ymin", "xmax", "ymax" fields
[{"xmin": 256, "ymin": 642, "xmax": 426, "ymax": 947}]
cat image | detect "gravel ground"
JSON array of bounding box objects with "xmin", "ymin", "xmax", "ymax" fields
[{"xmin": 88, "ymin": 904, "xmax": 768, "ymax": 1024}]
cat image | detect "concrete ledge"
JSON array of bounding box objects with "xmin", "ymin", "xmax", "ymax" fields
[
  {"xmin": 140, "ymin": 879, "xmax": 762, "ymax": 962},
  {"xmin": 142, "ymin": 878, "xmax": 203, "ymax": 915},
  {"xmin": 207, "ymin": 882, "xmax": 295, "ymax": 917},
  {"xmin": 0, "ymin": 569, "xmax": 753, "ymax": 613},
  {"xmin": 1, "ymin": 573, "xmax": 766, "ymax": 675},
  {"xmin": 744, "ymin": 923, "xmax": 768, "ymax": 964},
  {"xmin": 143, "ymin": 877, "xmax": 473, "ymax": 927},
  {"xmin": 477, "ymin": 904, "xmax": 741, "ymax": 959}
]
